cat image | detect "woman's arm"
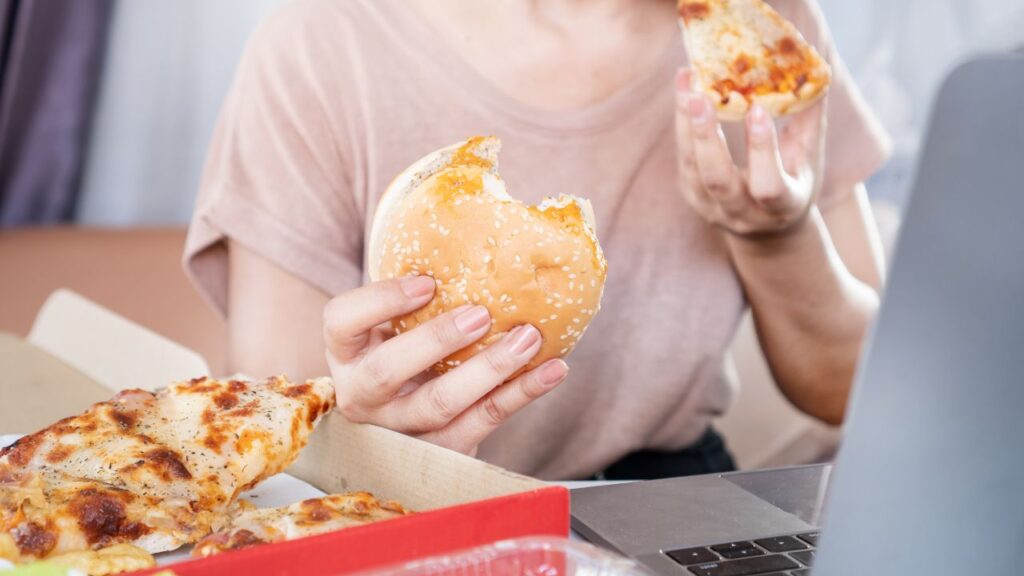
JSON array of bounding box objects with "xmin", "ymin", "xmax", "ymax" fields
[
  {"xmin": 226, "ymin": 240, "xmax": 332, "ymax": 380},
  {"xmin": 727, "ymin": 187, "xmax": 883, "ymax": 425},
  {"xmin": 675, "ymin": 69, "xmax": 885, "ymax": 425}
]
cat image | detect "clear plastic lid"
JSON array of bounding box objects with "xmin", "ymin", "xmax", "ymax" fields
[{"xmin": 356, "ymin": 537, "xmax": 652, "ymax": 576}]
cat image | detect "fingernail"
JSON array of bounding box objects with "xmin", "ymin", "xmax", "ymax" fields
[
  {"xmin": 748, "ymin": 104, "xmax": 769, "ymax": 137},
  {"xmin": 687, "ymin": 94, "xmax": 709, "ymax": 125},
  {"xmin": 538, "ymin": 359, "xmax": 569, "ymax": 387},
  {"xmin": 454, "ymin": 305, "xmax": 490, "ymax": 334},
  {"xmin": 400, "ymin": 275, "xmax": 435, "ymax": 298},
  {"xmin": 675, "ymin": 68, "xmax": 691, "ymax": 92},
  {"xmin": 508, "ymin": 325, "xmax": 541, "ymax": 356}
]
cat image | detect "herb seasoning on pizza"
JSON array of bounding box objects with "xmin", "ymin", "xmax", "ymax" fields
[{"xmin": 678, "ymin": 0, "xmax": 831, "ymax": 121}]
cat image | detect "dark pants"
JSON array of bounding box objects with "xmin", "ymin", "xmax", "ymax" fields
[{"xmin": 595, "ymin": 428, "xmax": 737, "ymax": 480}]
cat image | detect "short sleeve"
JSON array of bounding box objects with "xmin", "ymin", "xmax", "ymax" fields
[
  {"xmin": 779, "ymin": 0, "xmax": 893, "ymax": 209},
  {"xmin": 184, "ymin": 1, "xmax": 365, "ymax": 315}
]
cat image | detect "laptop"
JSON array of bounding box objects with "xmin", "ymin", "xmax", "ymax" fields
[{"xmin": 571, "ymin": 53, "xmax": 1024, "ymax": 576}]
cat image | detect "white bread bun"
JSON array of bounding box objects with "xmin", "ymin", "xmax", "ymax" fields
[
  {"xmin": 368, "ymin": 136, "xmax": 607, "ymax": 375},
  {"xmin": 678, "ymin": 0, "xmax": 831, "ymax": 122}
]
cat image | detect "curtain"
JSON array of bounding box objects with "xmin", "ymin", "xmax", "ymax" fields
[{"xmin": 0, "ymin": 0, "xmax": 112, "ymax": 226}]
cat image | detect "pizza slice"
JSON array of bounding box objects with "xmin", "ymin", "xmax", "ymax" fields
[
  {"xmin": 192, "ymin": 492, "xmax": 410, "ymax": 557},
  {"xmin": 0, "ymin": 376, "xmax": 335, "ymax": 563},
  {"xmin": 678, "ymin": 0, "xmax": 831, "ymax": 120}
]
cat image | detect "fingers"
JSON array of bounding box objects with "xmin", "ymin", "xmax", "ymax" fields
[
  {"xmin": 382, "ymin": 324, "xmax": 543, "ymax": 434},
  {"xmin": 745, "ymin": 104, "xmax": 800, "ymax": 214},
  {"xmin": 352, "ymin": 305, "xmax": 492, "ymax": 404},
  {"xmin": 686, "ymin": 93, "xmax": 743, "ymax": 207},
  {"xmin": 324, "ymin": 276, "xmax": 435, "ymax": 362},
  {"xmin": 422, "ymin": 359, "xmax": 569, "ymax": 454},
  {"xmin": 675, "ymin": 69, "xmax": 710, "ymax": 210},
  {"xmin": 779, "ymin": 100, "xmax": 826, "ymax": 177}
]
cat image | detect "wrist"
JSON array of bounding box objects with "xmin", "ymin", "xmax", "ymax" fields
[{"xmin": 724, "ymin": 206, "xmax": 822, "ymax": 259}]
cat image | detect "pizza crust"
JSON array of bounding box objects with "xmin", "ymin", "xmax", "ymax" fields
[{"xmin": 679, "ymin": 0, "xmax": 831, "ymax": 121}]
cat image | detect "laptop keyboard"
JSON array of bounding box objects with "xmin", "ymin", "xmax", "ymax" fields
[{"xmin": 665, "ymin": 533, "xmax": 817, "ymax": 576}]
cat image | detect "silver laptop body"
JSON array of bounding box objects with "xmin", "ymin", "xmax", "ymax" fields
[{"xmin": 571, "ymin": 53, "xmax": 1024, "ymax": 576}]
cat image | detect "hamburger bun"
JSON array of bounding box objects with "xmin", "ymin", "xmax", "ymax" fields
[{"xmin": 368, "ymin": 136, "xmax": 607, "ymax": 375}]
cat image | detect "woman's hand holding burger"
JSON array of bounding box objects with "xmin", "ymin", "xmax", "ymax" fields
[
  {"xmin": 324, "ymin": 137, "xmax": 605, "ymax": 456},
  {"xmin": 323, "ymin": 276, "xmax": 569, "ymax": 456}
]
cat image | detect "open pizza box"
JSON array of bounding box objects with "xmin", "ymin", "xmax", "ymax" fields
[{"xmin": 0, "ymin": 289, "xmax": 569, "ymax": 575}]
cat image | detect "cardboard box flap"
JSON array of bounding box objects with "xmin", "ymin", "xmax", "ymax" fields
[
  {"xmin": 0, "ymin": 333, "xmax": 111, "ymax": 433},
  {"xmin": 290, "ymin": 413, "xmax": 548, "ymax": 511},
  {"xmin": 28, "ymin": 289, "xmax": 210, "ymax": 392}
]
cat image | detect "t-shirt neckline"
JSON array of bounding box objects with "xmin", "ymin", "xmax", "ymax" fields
[{"xmin": 369, "ymin": 0, "xmax": 683, "ymax": 137}]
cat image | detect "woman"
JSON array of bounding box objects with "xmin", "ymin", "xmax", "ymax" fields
[{"xmin": 185, "ymin": 0, "xmax": 889, "ymax": 480}]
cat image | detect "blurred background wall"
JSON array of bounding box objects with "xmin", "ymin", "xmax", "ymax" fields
[{"xmin": 76, "ymin": 0, "xmax": 283, "ymax": 225}]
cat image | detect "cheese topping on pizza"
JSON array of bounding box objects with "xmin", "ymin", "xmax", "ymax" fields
[
  {"xmin": 192, "ymin": 492, "xmax": 410, "ymax": 558},
  {"xmin": 678, "ymin": 0, "xmax": 831, "ymax": 120},
  {"xmin": 0, "ymin": 376, "xmax": 335, "ymax": 564}
]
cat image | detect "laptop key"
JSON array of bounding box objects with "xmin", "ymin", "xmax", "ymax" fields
[
  {"xmin": 687, "ymin": 554, "xmax": 799, "ymax": 576},
  {"xmin": 667, "ymin": 547, "xmax": 720, "ymax": 565},
  {"xmin": 754, "ymin": 536, "xmax": 807, "ymax": 553},
  {"xmin": 789, "ymin": 550, "xmax": 815, "ymax": 566},
  {"xmin": 796, "ymin": 533, "xmax": 819, "ymax": 547},
  {"xmin": 710, "ymin": 541, "xmax": 755, "ymax": 554},
  {"xmin": 719, "ymin": 547, "xmax": 765, "ymax": 559}
]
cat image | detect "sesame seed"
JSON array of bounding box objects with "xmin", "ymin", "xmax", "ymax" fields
[
  {"xmin": 561, "ymin": 266, "xmax": 570, "ymax": 272},
  {"xmin": 549, "ymin": 314, "xmax": 557, "ymax": 320},
  {"xmin": 573, "ymin": 318, "xmax": 580, "ymax": 324},
  {"xmin": 487, "ymin": 237, "xmax": 496, "ymax": 247},
  {"xmin": 539, "ymin": 319, "xmax": 548, "ymax": 324}
]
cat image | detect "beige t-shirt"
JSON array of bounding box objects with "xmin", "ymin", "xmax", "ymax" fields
[{"xmin": 185, "ymin": 0, "xmax": 890, "ymax": 479}]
